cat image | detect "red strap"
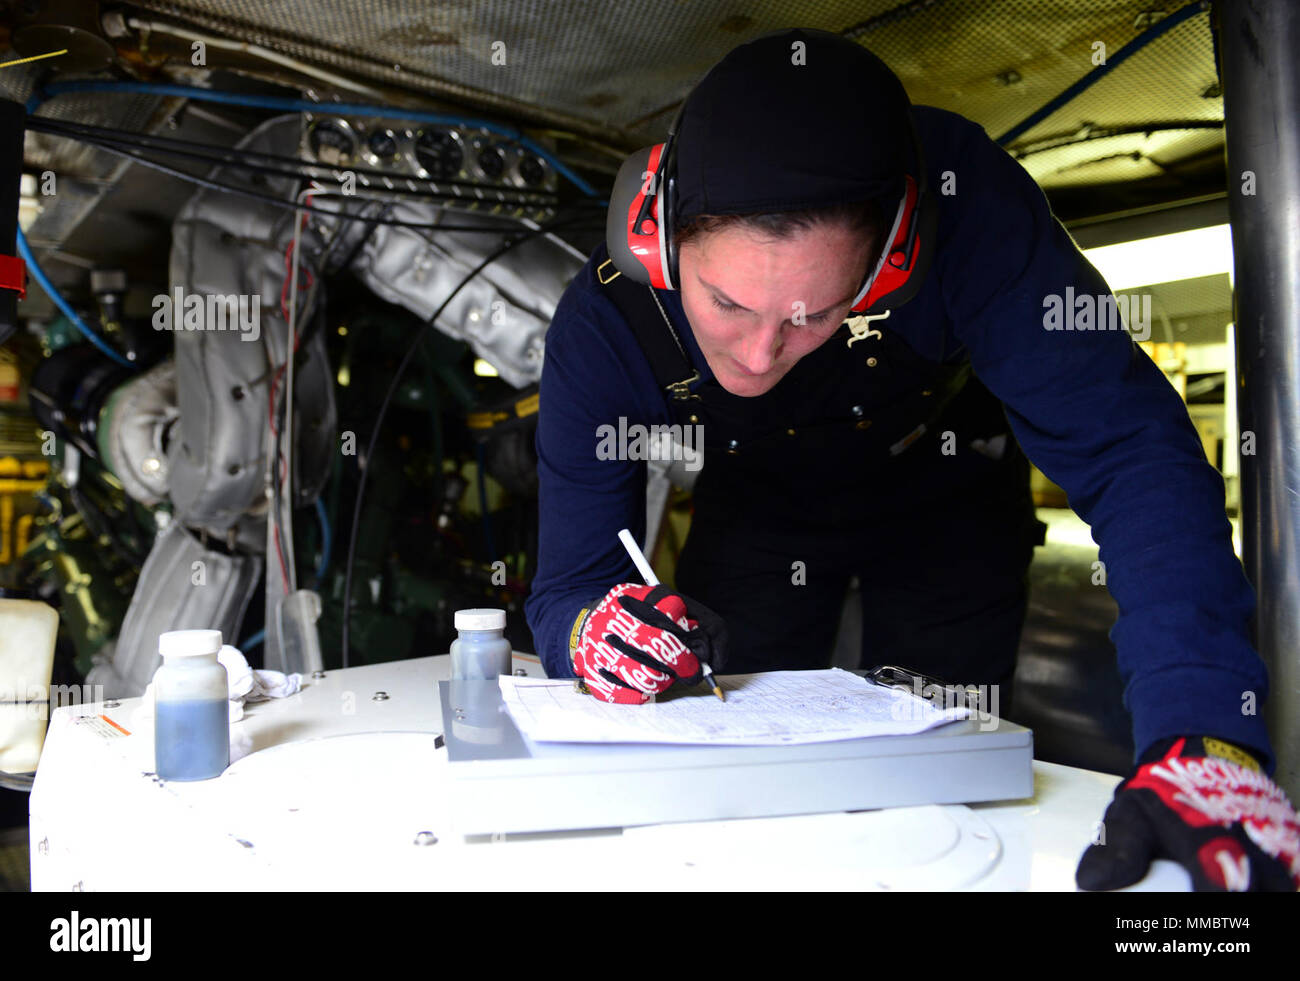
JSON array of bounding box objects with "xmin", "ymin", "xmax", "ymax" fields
[{"xmin": 0, "ymin": 254, "xmax": 26, "ymax": 300}]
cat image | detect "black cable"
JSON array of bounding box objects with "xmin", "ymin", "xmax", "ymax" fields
[
  {"xmin": 329, "ymin": 202, "xmax": 393, "ymax": 275},
  {"xmin": 269, "ymin": 221, "xmax": 333, "ymax": 597},
  {"xmin": 37, "ymin": 133, "xmax": 603, "ymax": 233},
  {"xmin": 339, "ymin": 209, "xmax": 593, "ymax": 666},
  {"xmin": 267, "ymin": 201, "xmax": 357, "ymax": 594},
  {"xmin": 29, "ymin": 117, "xmax": 563, "ymax": 211},
  {"xmin": 272, "ymin": 386, "xmax": 289, "ymax": 589},
  {"xmin": 75, "ymin": 134, "xmax": 564, "ymax": 227},
  {"xmin": 27, "ymin": 115, "xmax": 566, "ymax": 201},
  {"xmin": 270, "ymin": 284, "xmax": 309, "ymax": 595}
]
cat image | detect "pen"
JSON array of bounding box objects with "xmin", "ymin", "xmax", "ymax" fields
[{"xmin": 617, "ymin": 528, "xmax": 725, "ymax": 702}]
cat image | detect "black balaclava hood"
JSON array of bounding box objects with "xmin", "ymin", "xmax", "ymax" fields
[{"xmin": 674, "ymin": 28, "xmax": 916, "ymax": 224}]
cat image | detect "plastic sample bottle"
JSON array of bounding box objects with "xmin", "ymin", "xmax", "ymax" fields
[
  {"xmin": 153, "ymin": 629, "xmax": 229, "ymax": 781},
  {"xmin": 449, "ymin": 609, "xmax": 512, "ymax": 680}
]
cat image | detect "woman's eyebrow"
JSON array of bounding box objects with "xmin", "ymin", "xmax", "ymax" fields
[{"xmin": 699, "ymin": 276, "xmax": 855, "ymax": 316}]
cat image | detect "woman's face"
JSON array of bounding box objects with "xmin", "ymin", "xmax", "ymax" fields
[{"xmin": 678, "ymin": 222, "xmax": 874, "ymax": 397}]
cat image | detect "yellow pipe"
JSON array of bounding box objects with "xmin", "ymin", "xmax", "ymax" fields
[
  {"xmin": 0, "ymin": 494, "xmax": 11, "ymax": 564},
  {"xmin": 16, "ymin": 513, "xmax": 32, "ymax": 556},
  {"xmin": 0, "ymin": 457, "xmax": 50, "ymax": 480}
]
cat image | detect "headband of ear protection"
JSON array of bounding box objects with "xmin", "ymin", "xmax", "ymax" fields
[{"xmin": 605, "ymin": 37, "xmax": 936, "ymax": 318}]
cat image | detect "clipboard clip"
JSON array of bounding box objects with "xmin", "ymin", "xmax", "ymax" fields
[{"xmin": 865, "ymin": 664, "xmax": 986, "ymax": 710}]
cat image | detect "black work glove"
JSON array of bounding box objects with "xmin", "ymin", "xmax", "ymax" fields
[{"xmin": 1076, "ymin": 735, "xmax": 1299, "ymax": 891}]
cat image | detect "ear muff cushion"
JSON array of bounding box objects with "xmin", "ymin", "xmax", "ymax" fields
[{"xmin": 606, "ymin": 146, "xmax": 658, "ymax": 286}]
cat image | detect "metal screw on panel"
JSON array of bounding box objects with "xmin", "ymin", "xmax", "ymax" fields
[
  {"xmin": 104, "ymin": 699, "xmax": 120, "ymax": 708},
  {"xmin": 513, "ymin": 668, "xmax": 527, "ymax": 676},
  {"xmin": 414, "ymin": 831, "xmax": 438, "ymax": 846},
  {"xmin": 312, "ymin": 670, "xmax": 326, "ymax": 680},
  {"xmin": 373, "ymin": 691, "xmax": 390, "ymax": 701},
  {"xmin": 866, "ymin": 357, "xmax": 878, "ymax": 367}
]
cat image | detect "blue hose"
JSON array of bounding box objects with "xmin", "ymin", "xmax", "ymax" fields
[
  {"xmin": 240, "ymin": 628, "xmax": 265, "ymax": 651},
  {"xmin": 314, "ymin": 497, "xmax": 332, "ymax": 582},
  {"xmin": 996, "ymin": 2, "xmax": 1206, "ymax": 147},
  {"xmin": 15, "ymin": 227, "xmax": 134, "ymax": 368},
  {"xmin": 29, "ymin": 79, "xmax": 601, "ymax": 198}
]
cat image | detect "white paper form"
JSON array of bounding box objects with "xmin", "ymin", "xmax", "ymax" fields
[{"xmin": 498, "ymin": 668, "xmax": 969, "ymax": 746}]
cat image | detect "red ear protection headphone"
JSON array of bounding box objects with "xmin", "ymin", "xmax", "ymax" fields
[
  {"xmin": 605, "ymin": 84, "xmax": 936, "ymax": 319},
  {"xmin": 606, "ymin": 127, "xmax": 684, "ymax": 291}
]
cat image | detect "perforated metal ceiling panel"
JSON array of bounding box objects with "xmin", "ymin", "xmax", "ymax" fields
[
  {"xmin": 2, "ymin": 0, "xmax": 1226, "ymax": 212},
  {"xmin": 119, "ymin": 0, "xmax": 1223, "ymax": 189}
]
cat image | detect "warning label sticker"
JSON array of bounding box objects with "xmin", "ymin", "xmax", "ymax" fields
[{"xmin": 72, "ymin": 714, "xmax": 132, "ymax": 739}]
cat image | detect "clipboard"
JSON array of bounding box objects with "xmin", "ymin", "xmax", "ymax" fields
[{"xmin": 439, "ymin": 673, "xmax": 1033, "ymax": 836}]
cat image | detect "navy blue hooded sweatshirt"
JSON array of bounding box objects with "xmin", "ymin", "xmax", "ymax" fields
[
  {"xmin": 524, "ymin": 100, "xmax": 1272, "ymax": 771},
  {"xmin": 525, "ymin": 19, "xmax": 1271, "ymax": 773}
]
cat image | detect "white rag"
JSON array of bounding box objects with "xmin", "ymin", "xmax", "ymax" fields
[{"xmin": 134, "ymin": 645, "xmax": 303, "ymax": 724}]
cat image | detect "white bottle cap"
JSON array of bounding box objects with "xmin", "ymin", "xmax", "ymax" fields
[
  {"xmin": 454, "ymin": 608, "xmax": 506, "ymax": 631},
  {"xmin": 159, "ymin": 629, "xmax": 223, "ymax": 658}
]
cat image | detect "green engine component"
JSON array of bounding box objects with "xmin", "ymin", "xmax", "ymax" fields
[
  {"xmin": 40, "ymin": 315, "xmax": 84, "ymax": 356},
  {"xmin": 27, "ymin": 503, "xmax": 135, "ymax": 676}
]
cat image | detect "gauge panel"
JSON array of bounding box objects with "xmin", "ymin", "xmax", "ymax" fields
[{"xmin": 302, "ymin": 116, "xmax": 558, "ymax": 218}]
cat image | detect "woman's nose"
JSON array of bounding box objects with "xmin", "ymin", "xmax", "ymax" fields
[{"xmin": 733, "ymin": 320, "xmax": 784, "ymax": 374}]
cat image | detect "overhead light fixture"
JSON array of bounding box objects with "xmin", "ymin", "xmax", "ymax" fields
[{"xmin": 1082, "ymin": 223, "xmax": 1234, "ymax": 292}]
